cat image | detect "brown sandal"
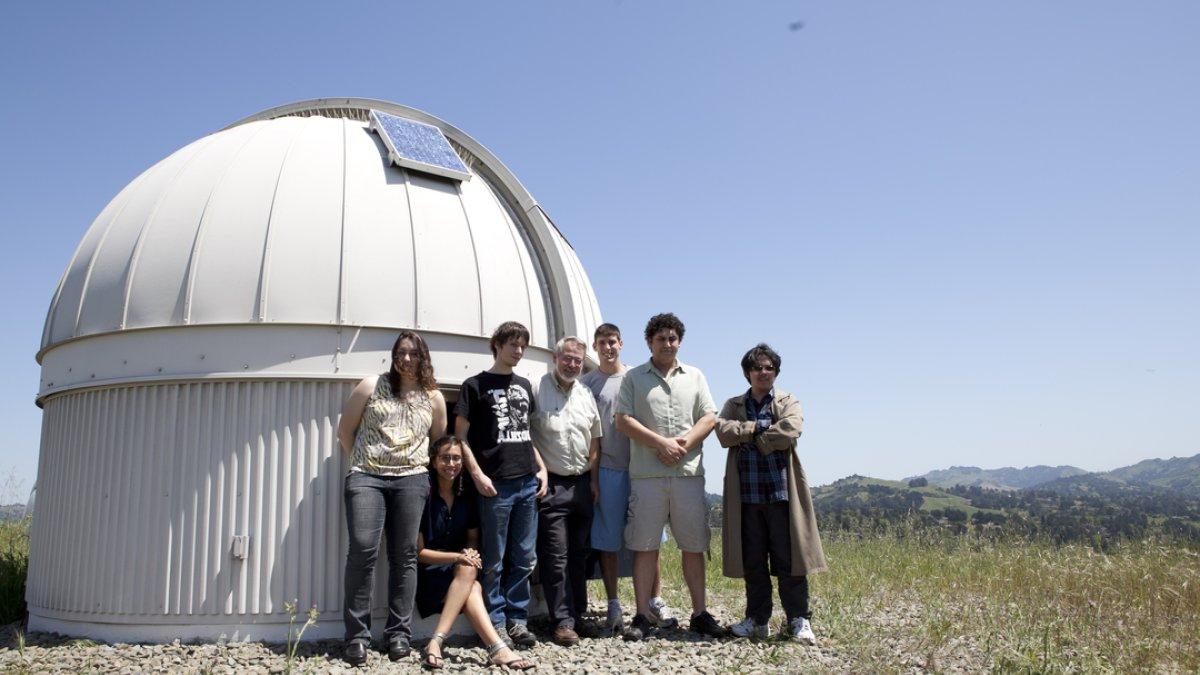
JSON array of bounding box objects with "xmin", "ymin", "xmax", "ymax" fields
[
  {"xmin": 486, "ymin": 640, "xmax": 534, "ymax": 670},
  {"xmin": 423, "ymin": 632, "xmax": 447, "ymax": 670}
]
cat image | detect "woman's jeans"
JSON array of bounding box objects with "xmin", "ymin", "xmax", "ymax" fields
[
  {"xmin": 479, "ymin": 474, "xmax": 539, "ymax": 628},
  {"xmin": 343, "ymin": 471, "xmax": 429, "ymax": 644}
]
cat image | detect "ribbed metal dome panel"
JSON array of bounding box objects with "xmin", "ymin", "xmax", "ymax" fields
[{"xmin": 41, "ymin": 111, "xmax": 595, "ymax": 353}]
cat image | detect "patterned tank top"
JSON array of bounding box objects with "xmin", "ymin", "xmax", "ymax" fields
[{"xmin": 350, "ymin": 375, "xmax": 434, "ymax": 477}]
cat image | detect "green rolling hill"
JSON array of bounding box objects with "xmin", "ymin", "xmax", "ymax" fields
[{"xmin": 908, "ymin": 464, "xmax": 1088, "ymax": 490}]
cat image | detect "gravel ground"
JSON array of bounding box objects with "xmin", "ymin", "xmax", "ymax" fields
[{"xmin": 0, "ymin": 605, "xmax": 859, "ymax": 674}]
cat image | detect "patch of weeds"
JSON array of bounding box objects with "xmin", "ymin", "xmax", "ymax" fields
[
  {"xmin": 302, "ymin": 654, "xmax": 329, "ymax": 674},
  {"xmin": 761, "ymin": 644, "xmax": 787, "ymax": 666},
  {"xmin": 70, "ymin": 637, "xmax": 98, "ymax": 648},
  {"xmin": 283, "ymin": 599, "xmax": 319, "ymax": 674},
  {"xmin": 918, "ymin": 611, "xmax": 953, "ymax": 669}
]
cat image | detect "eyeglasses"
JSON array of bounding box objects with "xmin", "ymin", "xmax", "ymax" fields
[
  {"xmin": 395, "ymin": 350, "xmax": 421, "ymax": 360},
  {"xmin": 437, "ymin": 455, "xmax": 463, "ymax": 464},
  {"xmin": 558, "ymin": 356, "xmax": 584, "ymax": 366},
  {"xmin": 749, "ymin": 365, "xmax": 776, "ymax": 373}
]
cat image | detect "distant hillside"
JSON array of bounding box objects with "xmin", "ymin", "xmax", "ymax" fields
[
  {"xmin": 810, "ymin": 473, "xmax": 1200, "ymax": 547},
  {"xmin": 1104, "ymin": 453, "xmax": 1200, "ymax": 496},
  {"xmin": 910, "ymin": 464, "xmax": 1088, "ymax": 490},
  {"xmin": 812, "ymin": 475, "xmax": 1001, "ymax": 521},
  {"xmin": 1031, "ymin": 454, "xmax": 1200, "ymax": 497},
  {"xmin": 1035, "ymin": 473, "xmax": 1141, "ymax": 496}
]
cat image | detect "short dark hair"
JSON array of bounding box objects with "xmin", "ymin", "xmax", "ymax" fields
[
  {"xmin": 489, "ymin": 321, "xmax": 530, "ymax": 357},
  {"xmin": 740, "ymin": 343, "xmax": 782, "ymax": 384},
  {"xmin": 643, "ymin": 313, "xmax": 685, "ymax": 343},
  {"xmin": 594, "ymin": 323, "xmax": 621, "ymax": 341}
]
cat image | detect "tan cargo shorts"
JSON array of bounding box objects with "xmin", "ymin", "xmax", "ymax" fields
[{"xmin": 624, "ymin": 475, "xmax": 710, "ymax": 553}]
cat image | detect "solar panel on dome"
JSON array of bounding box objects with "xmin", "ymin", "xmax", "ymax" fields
[{"xmin": 368, "ymin": 110, "xmax": 471, "ymax": 182}]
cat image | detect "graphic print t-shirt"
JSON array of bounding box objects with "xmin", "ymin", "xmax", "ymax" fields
[{"xmin": 454, "ymin": 371, "xmax": 538, "ymax": 480}]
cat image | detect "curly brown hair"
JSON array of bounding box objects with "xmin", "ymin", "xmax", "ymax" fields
[
  {"xmin": 643, "ymin": 312, "xmax": 685, "ymax": 343},
  {"xmin": 388, "ymin": 330, "xmax": 437, "ymax": 393}
]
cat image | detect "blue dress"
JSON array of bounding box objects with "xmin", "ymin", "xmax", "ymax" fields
[{"xmin": 416, "ymin": 474, "xmax": 480, "ymax": 618}]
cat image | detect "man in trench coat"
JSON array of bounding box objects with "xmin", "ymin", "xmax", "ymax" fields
[{"xmin": 715, "ymin": 343, "xmax": 827, "ymax": 644}]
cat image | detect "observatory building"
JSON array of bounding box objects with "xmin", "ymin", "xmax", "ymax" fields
[{"xmin": 29, "ymin": 98, "xmax": 602, "ymax": 641}]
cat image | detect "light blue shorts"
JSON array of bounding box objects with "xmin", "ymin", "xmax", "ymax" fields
[
  {"xmin": 591, "ymin": 467, "xmax": 630, "ymax": 552},
  {"xmin": 591, "ymin": 467, "xmax": 666, "ymax": 552}
]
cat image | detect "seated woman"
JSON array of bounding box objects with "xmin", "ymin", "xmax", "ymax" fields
[{"xmin": 417, "ymin": 436, "xmax": 534, "ymax": 670}]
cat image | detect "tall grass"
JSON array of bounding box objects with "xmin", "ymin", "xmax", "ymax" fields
[
  {"xmin": 0, "ymin": 517, "xmax": 29, "ymax": 625},
  {"xmin": 818, "ymin": 528, "xmax": 1198, "ymax": 671},
  {"xmin": 600, "ymin": 525, "xmax": 1200, "ymax": 672}
]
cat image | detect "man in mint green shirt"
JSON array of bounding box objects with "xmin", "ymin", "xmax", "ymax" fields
[{"xmin": 615, "ymin": 313, "xmax": 724, "ymax": 640}]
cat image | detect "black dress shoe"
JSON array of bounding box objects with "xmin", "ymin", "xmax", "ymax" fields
[
  {"xmin": 344, "ymin": 640, "xmax": 367, "ymax": 666},
  {"xmin": 388, "ymin": 636, "xmax": 411, "ymax": 661},
  {"xmin": 689, "ymin": 610, "xmax": 728, "ymax": 638},
  {"xmin": 622, "ymin": 614, "xmax": 658, "ymax": 641},
  {"xmin": 575, "ymin": 619, "xmax": 603, "ymax": 639}
]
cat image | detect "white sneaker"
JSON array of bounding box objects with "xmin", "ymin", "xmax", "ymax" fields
[
  {"xmin": 730, "ymin": 617, "xmax": 772, "ymax": 639},
  {"xmin": 788, "ymin": 617, "xmax": 816, "ymax": 645},
  {"xmin": 606, "ymin": 601, "xmax": 624, "ymax": 634},
  {"xmin": 648, "ymin": 597, "xmax": 674, "ymax": 626}
]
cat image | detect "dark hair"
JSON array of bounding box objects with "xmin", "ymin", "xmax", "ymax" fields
[
  {"xmin": 389, "ymin": 331, "xmax": 437, "ymax": 393},
  {"xmin": 489, "ymin": 321, "xmax": 530, "ymax": 357},
  {"xmin": 740, "ymin": 343, "xmax": 782, "ymax": 384},
  {"xmin": 643, "ymin": 313, "xmax": 685, "ymax": 343},
  {"xmin": 594, "ymin": 323, "xmax": 622, "ymax": 341},
  {"xmin": 428, "ymin": 435, "xmax": 468, "ymax": 496}
]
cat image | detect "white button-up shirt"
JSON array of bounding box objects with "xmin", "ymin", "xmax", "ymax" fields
[{"xmin": 532, "ymin": 372, "xmax": 603, "ymax": 477}]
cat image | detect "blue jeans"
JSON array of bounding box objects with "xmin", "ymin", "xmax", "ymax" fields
[
  {"xmin": 343, "ymin": 471, "xmax": 429, "ymax": 643},
  {"xmin": 479, "ymin": 474, "xmax": 539, "ymax": 627}
]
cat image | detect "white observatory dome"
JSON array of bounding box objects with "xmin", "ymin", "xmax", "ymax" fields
[{"xmin": 28, "ymin": 99, "xmax": 602, "ymax": 642}]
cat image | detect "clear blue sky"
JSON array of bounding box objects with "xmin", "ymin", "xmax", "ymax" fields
[{"xmin": 2, "ymin": 2, "xmax": 1197, "ymax": 497}]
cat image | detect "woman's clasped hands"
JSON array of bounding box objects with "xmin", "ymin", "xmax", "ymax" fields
[{"xmin": 456, "ymin": 547, "xmax": 482, "ymax": 568}]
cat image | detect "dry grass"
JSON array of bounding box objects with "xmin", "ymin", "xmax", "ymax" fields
[{"xmin": 602, "ymin": 528, "xmax": 1200, "ymax": 672}]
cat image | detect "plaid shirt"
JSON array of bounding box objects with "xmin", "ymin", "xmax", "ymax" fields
[{"xmin": 737, "ymin": 390, "xmax": 789, "ymax": 504}]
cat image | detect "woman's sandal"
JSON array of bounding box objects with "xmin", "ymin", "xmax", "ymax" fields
[
  {"xmin": 486, "ymin": 640, "xmax": 535, "ymax": 670},
  {"xmin": 423, "ymin": 632, "xmax": 447, "ymax": 670}
]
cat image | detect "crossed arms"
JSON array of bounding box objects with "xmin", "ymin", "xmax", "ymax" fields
[{"xmin": 714, "ymin": 396, "xmax": 803, "ymax": 456}]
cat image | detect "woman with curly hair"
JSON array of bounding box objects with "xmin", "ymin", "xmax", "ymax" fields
[{"xmin": 337, "ymin": 330, "xmax": 447, "ymax": 665}]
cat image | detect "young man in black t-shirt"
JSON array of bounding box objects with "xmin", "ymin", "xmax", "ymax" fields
[{"xmin": 455, "ymin": 321, "xmax": 548, "ymax": 648}]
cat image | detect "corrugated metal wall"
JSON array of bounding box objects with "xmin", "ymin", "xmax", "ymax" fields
[{"xmin": 28, "ymin": 379, "xmax": 360, "ymax": 623}]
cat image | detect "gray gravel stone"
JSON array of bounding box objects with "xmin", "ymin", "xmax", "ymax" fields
[{"xmin": 0, "ymin": 607, "xmax": 871, "ymax": 674}]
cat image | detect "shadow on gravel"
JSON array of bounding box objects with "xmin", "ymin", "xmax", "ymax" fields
[{"xmin": 254, "ymin": 633, "xmax": 493, "ymax": 667}]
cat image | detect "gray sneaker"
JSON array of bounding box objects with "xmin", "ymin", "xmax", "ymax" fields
[
  {"xmin": 605, "ymin": 603, "xmax": 624, "ymax": 635},
  {"xmin": 788, "ymin": 617, "xmax": 816, "ymax": 645},
  {"xmin": 648, "ymin": 597, "xmax": 674, "ymax": 625},
  {"xmin": 730, "ymin": 617, "xmax": 772, "ymax": 639},
  {"xmin": 647, "ymin": 598, "xmax": 678, "ymax": 629},
  {"xmin": 507, "ymin": 622, "xmax": 537, "ymax": 649}
]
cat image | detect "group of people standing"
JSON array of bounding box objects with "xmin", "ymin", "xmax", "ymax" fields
[{"xmin": 336, "ymin": 313, "xmax": 826, "ymax": 668}]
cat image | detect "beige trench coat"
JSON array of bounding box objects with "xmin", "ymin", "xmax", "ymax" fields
[{"xmin": 715, "ymin": 389, "xmax": 828, "ymax": 578}]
